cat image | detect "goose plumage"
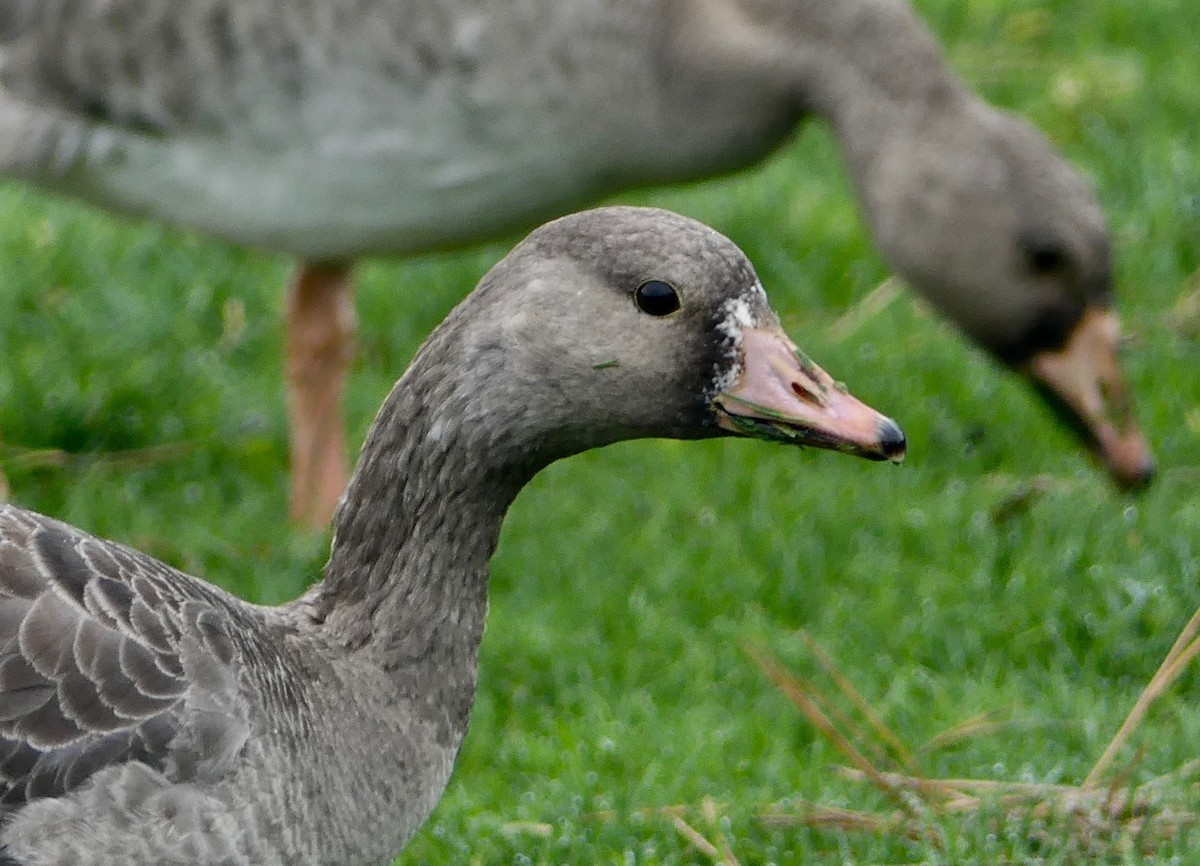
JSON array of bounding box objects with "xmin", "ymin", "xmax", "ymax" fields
[
  {"xmin": 0, "ymin": 0, "xmax": 1150, "ymax": 526},
  {"xmin": 0, "ymin": 207, "xmax": 903, "ymax": 865}
]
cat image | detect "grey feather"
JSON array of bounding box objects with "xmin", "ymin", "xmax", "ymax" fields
[
  {"xmin": 0, "ymin": 509, "xmax": 251, "ymax": 857},
  {"xmin": 18, "ymin": 594, "xmax": 79, "ymax": 680},
  {"xmin": 14, "ymin": 697, "xmax": 84, "ymax": 750},
  {"xmin": 0, "ymin": 687, "xmax": 53, "ymax": 724}
]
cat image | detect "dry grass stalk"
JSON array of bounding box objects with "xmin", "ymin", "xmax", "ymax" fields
[
  {"xmin": 608, "ymin": 608, "xmax": 1200, "ymax": 858},
  {"xmin": 829, "ymin": 277, "xmax": 903, "ymax": 341},
  {"xmin": 1167, "ymin": 272, "xmax": 1200, "ymax": 337},
  {"xmin": 757, "ymin": 800, "xmax": 930, "ymax": 842},
  {"xmin": 745, "ymin": 645, "xmax": 907, "ymax": 804},
  {"xmin": 702, "ymin": 797, "xmax": 743, "ymax": 866},
  {"xmin": 670, "ymin": 815, "xmax": 722, "ymax": 860},
  {"xmin": 499, "ymin": 821, "xmax": 553, "ymax": 837},
  {"xmin": 769, "ymin": 758, "xmax": 1196, "ymax": 856},
  {"xmin": 744, "ymin": 641, "xmax": 946, "ymax": 848},
  {"xmin": 835, "ymin": 764, "xmax": 1192, "ymax": 815},
  {"xmin": 582, "ymin": 802, "xmax": 695, "ymax": 822},
  {"xmin": 1084, "ymin": 603, "xmax": 1200, "ymax": 786},
  {"xmin": 799, "ymin": 631, "xmax": 917, "ymax": 771},
  {"xmin": 763, "ymin": 653, "xmax": 898, "ymax": 772},
  {"xmin": 749, "ymin": 608, "xmax": 1200, "ymax": 857},
  {"xmin": 919, "ymin": 711, "xmax": 1005, "ymax": 753},
  {"xmin": 668, "ymin": 800, "xmax": 744, "ymax": 866},
  {"xmin": 1, "ymin": 439, "xmax": 204, "ymax": 471}
]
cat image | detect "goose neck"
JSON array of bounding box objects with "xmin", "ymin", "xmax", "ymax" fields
[
  {"xmin": 803, "ymin": 7, "xmax": 970, "ymax": 152},
  {"xmin": 311, "ymin": 371, "xmax": 531, "ymax": 668}
]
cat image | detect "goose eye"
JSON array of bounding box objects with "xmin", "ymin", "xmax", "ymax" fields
[
  {"xmin": 1028, "ymin": 245, "xmax": 1065, "ymax": 275},
  {"xmin": 1019, "ymin": 232, "xmax": 1067, "ymax": 276},
  {"xmin": 634, "ymin": 280, "xmax": 681, "ymax": 316}
]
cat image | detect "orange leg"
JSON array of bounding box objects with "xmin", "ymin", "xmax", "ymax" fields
[{"xmin": 285, "ymin": 262, "xmax": 356, "ymax": 529}]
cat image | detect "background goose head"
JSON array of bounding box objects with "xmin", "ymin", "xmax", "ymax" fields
[
  {"xmin": 352, "ymin": 206, "xmax": 905, "ymax": 499},
  {"xmin": 856, "ymin": 105, "xmax": 1150, "ymax": 488}
]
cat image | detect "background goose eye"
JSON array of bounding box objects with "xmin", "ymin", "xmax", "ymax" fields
[
  {"xmin": 634, "ymin": 280, "xmax": 682, "ymax": 316},
  {"xmin": 1028, "ymin": 245, "xmax": 1065, "ymax": 275},
  {"xmin": 1019, "ymin": 231, "xmax": 1067, "ymax": 276}
]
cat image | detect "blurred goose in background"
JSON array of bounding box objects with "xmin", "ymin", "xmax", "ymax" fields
[
  {"xmin": 0, "ymin": 0, "xmax": 1151, "ymax": 526},
  {"xmin": 0, "ymin": 207, "xmax": 903, "ymax": 864}
]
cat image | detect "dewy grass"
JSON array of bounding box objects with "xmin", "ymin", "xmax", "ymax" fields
[
  {"xmin": 740, "ymin": 629, "xmax": 1200, "ymax": 863},
  {"xmin": 0, "ymin": 0, "xmax": 1197, "ymax": 862}
]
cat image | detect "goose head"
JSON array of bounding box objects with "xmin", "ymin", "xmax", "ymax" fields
[
  {"xmin": 861, "ymin": 106, "xmax": 1152, "ymax": 488},
  {"xmin": 409, "ymin": 206, "xmax": 905, "ymax": 475}
]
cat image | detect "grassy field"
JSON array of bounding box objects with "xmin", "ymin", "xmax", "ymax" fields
[{"xmin": 1, "ymin": 0, "xmax": 1198, "ymax": 862}]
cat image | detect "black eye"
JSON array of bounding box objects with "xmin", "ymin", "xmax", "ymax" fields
[
  {"xmin": 1028, "ymin": 245, "xmax": 1065, "ymax": 274},
  {"xmin": 1019, "ymin": 232, "xmax": 1067, "ymax": 276},
  {"xmin": 634, "ymin": 280, "xmax": 681, "ymax": 316}
]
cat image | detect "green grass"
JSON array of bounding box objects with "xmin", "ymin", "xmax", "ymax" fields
[{"xmin": 2, "ymin": 0, "xmax": 1199, "ymax": 862}]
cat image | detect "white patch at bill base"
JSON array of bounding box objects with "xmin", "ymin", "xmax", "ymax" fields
[{"xmin": 709, "ymin": 286, "xmax": 763, "ymax": 396}]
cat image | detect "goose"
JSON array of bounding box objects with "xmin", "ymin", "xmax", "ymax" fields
[
  {"xmin": 0, "ymin": 0, "xmax": 1149, "ymax": 527},
  {"xmin": 0, "ymin": 207, "xmax": 904, "ymax": 865}
]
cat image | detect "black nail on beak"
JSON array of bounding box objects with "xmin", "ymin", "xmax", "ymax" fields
[{"xmin": 877, "ymin": 418, "xmax": 906, "ymax": 462}]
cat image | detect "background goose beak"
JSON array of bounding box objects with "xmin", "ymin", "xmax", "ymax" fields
[
  {"xmin": 714, "ymin": 327, "xmax": 906, "ymax": 462},
  {"xmin": 1023, "ymin": 307, "xmax": 1155, "ymax": 489}
]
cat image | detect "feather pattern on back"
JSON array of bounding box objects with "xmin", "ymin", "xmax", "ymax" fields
[{"xmin": 0, "ymin": 506, "xmax": 250, "ymax": 810}]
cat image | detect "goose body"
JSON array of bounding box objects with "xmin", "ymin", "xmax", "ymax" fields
[
  {"xmin": 0, "ymin": 207, "xmax": 903, "ymax": 865},
  {"xmin": 3, "ymin": 0, "xmax": 784, "ymax": 255},
  {"xmin": 0, "ymin": 0, "xmax": 1151, "ymax": 526}
]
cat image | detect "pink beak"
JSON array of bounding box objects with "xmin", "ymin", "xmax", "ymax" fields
[
  {"xmin": 1024, "ymin": 307, "xmax": 1154, "ymax": 489},
  {"xmin": 713, "ymin": 327, "xmax": 905, "ymax": 463}
]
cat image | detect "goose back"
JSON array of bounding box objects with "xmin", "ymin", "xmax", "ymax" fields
[{"xmin": 0, "ymin": 0, "xmax": 802, "ymax": 257}]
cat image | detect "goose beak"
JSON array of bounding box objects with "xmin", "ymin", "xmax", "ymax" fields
[
  {"xmin": 713, "ymin": 327, "xmax": 906, "ymax": 462},
  {"xmin": 1023, "ymin": 307, "xmax": 1154, "ymax": 490}
]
